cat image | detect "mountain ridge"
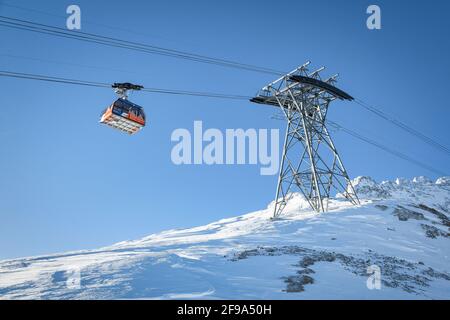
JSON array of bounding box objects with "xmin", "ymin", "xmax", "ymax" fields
[{"xmin": 1, "ymin": 176, "xmax": 449, "ymax": 299}]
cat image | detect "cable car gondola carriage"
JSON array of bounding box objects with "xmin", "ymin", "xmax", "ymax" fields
[{"xmin": 100, "ymin": 83, "xmax": 146, "ymax": 134}]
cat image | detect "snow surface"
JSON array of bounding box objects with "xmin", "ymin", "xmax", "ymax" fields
[{"xmin": 0, "ymin": 176, "xmax": 449, "ymax": 300}]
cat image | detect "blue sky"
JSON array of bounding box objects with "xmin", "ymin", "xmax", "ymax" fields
[{"xmin": 0, "ymin": 0, "xmax": 449, "ymax": 259}]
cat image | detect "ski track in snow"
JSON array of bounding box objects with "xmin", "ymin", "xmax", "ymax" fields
[{"xmin": 0, "ymin": 176, "xmax": 449, "ymax": 299}]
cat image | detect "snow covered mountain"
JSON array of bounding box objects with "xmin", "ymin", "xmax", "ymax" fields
[{"xmin": 0, "ymin": 176, "xmax": 449, "ymax": 300}]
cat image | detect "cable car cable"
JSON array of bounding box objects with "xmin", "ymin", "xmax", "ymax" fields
[
  {"xmin": 2, "ymin": 54, "xmax": 449, "ymax": 157},
  {"xmin": 353, "ymin": 98, "xmax": 450, "ymax": 156},
  {"xmin": 0, "ymin": 53, "xmax": 157, "ymax": 78},
  {"xmin": 1, "ymin": 15, "xmax": 449, "ymax": 156},
  {"xmin": 0, "ymin": 70, "xmax": 251, "ymax": 100},
  {"xmin": 0, "ymin": 2, "xmax": 184, "ymax": 45},
  {"xmin": 327, "ymin": 120, "xmax": 448, "ymax": 176},
  {"xmin": 0, "ymin": 70, "xmax": 446, "ymax": 175},
  {"xmin": 0, "ymin": 16, "xmax": 284, "ymax": 75},
  {"xmin": 0, "ymin": 70, "xmax": 111, "ymax": 88},
  {"xmin": 0, "ymin": 19, "xmax": 279, "ymax": 74},
  {"xmin": 270, "ymin": 114, "xmax": 447, "ymax": 176}
]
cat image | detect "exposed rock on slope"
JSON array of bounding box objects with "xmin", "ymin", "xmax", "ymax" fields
[{"xmin": 0, "ymin": 176, "xmax": 449, "ymax": 299}]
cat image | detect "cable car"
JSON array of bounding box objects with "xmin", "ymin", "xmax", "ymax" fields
[{"xmin": 100, "ymin": 83, "xmax": 146, "ymax": 135}]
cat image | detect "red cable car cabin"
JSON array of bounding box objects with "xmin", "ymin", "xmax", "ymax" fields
[{"xmin": 100, "ymin": 98, "xmax": 146, "ymax": 134}]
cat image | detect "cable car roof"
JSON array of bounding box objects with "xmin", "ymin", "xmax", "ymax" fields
[
  {"xmin": 111, "ymin": 98, "xmax": 146, "ymax": 121},
  {"xmin": 113, "ymin": 98, "xmax": 144, "ymax": 110}
]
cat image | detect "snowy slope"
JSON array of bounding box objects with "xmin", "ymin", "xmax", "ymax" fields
[{"xmin": 0, "ymin": 176, "xmax": 449, "ymax": 300}]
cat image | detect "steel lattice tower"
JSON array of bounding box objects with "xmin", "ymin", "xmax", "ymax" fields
[{"xmin": 251, "ymin": 62, "xmax": 359, "ymax": 217}]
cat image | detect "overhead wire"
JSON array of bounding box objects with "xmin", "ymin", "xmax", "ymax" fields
[
  {"xmin": 1, "ymin": 14, "xmax": 449, "ymax": 156},
  {"xmin": 0, "ymin": 16, "xmax": 284, "ymax": 76},
  {"xmin": 0, "ymin": 69, "xmax": 447, "ymax": 175},
  {"xmin": 354, "ymin": 98, "xmax": 450, "ymax": 156},
  {"xmin": 0, "ymin": 13, "xmax": 448, "ymax": 174},
  {"xmin": 327, "ymin": 120, "xmax": 448, "ymax": 176},
  {"xmin": 0, "ymin": 70, "xmax": 251, "ymax": 100}
]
